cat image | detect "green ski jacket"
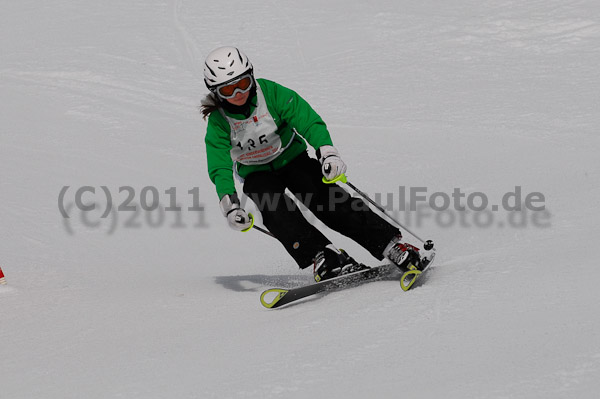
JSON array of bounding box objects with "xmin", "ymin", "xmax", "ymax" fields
[{"xmin": 205, "ymin": 78, "xmax": 334, "ymax": 199}]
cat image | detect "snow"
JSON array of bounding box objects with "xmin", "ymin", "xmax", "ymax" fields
[{"xmin": 1, "ymin": 0, "xmax": 599, "ymax": 398}]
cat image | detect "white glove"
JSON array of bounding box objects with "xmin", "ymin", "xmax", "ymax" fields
[
  {"xmin": 219, "ymin": 194, "xmax": 253, "ymax": 231},
  {"xmin": 318, "ymin": 145, "xmax": 347, "ymax": 181}
]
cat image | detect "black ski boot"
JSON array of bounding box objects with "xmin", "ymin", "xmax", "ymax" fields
[
  {"xmin": 383, "ymin": 234, "xmax": 423, "ymax": 271},
  {"xmin": 313, "ymin": 245, "xmax": 359, "ymax": 282}
]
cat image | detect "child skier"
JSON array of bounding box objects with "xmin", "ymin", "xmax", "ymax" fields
[{"xmin": 201, "ymin": 46, "xmax": 421, "ymax": 281}]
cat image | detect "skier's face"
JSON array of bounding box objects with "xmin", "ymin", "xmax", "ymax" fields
[{"xmin": 226, "ymin": 90, "xmax": 250, "ymax": 106}]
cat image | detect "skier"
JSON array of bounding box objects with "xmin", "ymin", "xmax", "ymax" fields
[{"xmin": 201, "ymin": 46, "xmax": 421, "ymax": 282}]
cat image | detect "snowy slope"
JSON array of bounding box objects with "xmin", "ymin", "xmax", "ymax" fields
[{"xmin": 1, "ymin": 0, "xmax": 599, "ymax": 398}]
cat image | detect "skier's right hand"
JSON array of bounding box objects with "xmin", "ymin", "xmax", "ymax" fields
[{"xmin": 219, "ymin": 193, "xmax": 253, "ymax": 232}]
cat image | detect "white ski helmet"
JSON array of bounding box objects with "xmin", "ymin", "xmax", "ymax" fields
[{"xmin": 204, "ymin": 46, "xmax": 253, "ymax": 91}]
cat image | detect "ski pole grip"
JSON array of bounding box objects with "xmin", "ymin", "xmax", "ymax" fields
[
  {"xmin": 322, "ymin": 173, "xmax": 347, "ymax": 185},
  {"xmin": 241, "ymin": 213, "xmax": 255, "ymax": 232}
]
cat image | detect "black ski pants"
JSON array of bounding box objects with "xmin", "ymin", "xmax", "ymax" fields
[{"xmin": 242, "ymin": 152, "xmax": 399, "ymax": 268}]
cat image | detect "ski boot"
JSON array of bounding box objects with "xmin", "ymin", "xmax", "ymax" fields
[
  {"xmin": 383, "ymin": 234, "xmax": 424, "ymax": 271},
  {"xmin": 313, "ymin": 245, "xmax": 362, "ymax": 282}
]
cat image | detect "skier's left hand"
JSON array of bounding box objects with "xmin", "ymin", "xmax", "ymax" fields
[{"xmin": 318, "ymin": 145, "xmax": 347, "ymax": 181}]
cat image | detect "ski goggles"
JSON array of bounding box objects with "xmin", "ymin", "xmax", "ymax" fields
[{"xmin": 215, "ymin": 73, "xmax": 253, "ymax": 99}]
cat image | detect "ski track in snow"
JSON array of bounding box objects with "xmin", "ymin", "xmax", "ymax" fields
[{"xmin": 1, "ymin": 0, "xmax": 600, "ymax": 398}]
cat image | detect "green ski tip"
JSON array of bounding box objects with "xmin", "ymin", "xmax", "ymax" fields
[{"xmin": 260, "ymin": 288, "xmax": 288, "ymax": 308}]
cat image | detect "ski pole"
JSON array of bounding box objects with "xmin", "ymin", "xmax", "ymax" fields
[
  {"xmin": 253, "ymin": 224, "xmax": 275, "ymax": 238},
  {"xmin": 323, "ymin": 174, "xmax": 434, "ymax": 250},
  {"xmin": 244, "ymin": 213, "xmax": 276, "ymax": 238}
]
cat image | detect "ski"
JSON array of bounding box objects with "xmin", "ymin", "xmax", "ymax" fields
[
  {"xmin": 398, "ymin": 251, "xmax": 435, "ymax": 291},
  {"xmin": 260, "ymin": 250, "xmax": 436, "ymax": 309},
  {"xmin": 260, "ymin": 263, "xmax": 396, "ymax": 309}
]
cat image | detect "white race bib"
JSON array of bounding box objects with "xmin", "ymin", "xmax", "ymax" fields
[{"xmin": 222, "ymin": 84, "xmax": 283, "ymax": 165}]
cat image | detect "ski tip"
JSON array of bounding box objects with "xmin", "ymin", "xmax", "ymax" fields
[
  {"xmin": 260, "ymin": 288, "xmax": 288, "ymax": 309},
  {"xmin": 400, "ymin": 268, "xmax": 422, "ymax": 291}
]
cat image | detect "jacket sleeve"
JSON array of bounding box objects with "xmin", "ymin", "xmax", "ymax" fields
[
  {"xmin": 260, "ymin": 79, "xmax": 334, "ymax": 149},
  {"xmin": 205, "ymin": 116, "xmax": 236, "ymax": 200}
]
